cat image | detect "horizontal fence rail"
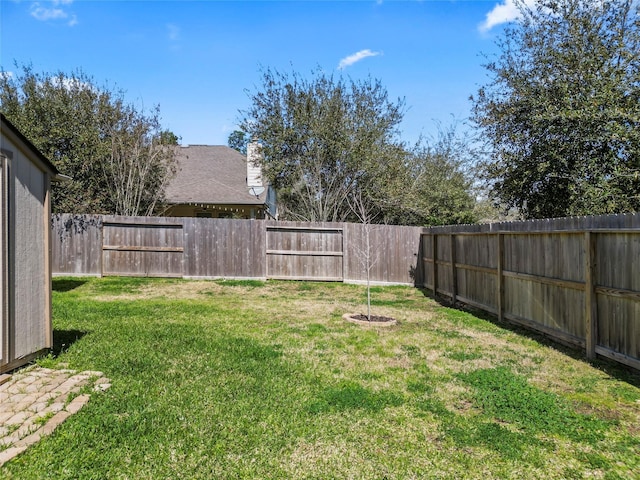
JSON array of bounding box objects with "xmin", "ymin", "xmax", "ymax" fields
[{"xmin": 51, "ymin": 212, "xmax": 639, "ymax": 371}]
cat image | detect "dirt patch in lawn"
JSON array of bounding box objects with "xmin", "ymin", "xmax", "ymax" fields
[
  {"xmin": 343, "ymin": 313, "xmax": 397, "ymax": 326},
  {"xmin": 91, "ymin": 281, "xmax": 225, "ymax": 301}
]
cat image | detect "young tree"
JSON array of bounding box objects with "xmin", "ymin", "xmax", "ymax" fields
[
  {"xmin": 472, "ymin": 0, "xmax": 640, "ymax": 218},
  {"xmin": 0, "ymin": 64, "xmax": 178, "ymax": 215},
  {"xmin": 240, "ymin": 67, "xmax": 406, "ymax": 222},
  {"xmin": 348, "ymin": 189, "xmax": 381, "ymax": 321}
]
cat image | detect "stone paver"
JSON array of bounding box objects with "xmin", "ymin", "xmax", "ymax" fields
[{"xmin": 0, "ymin": 365, "xmax": 111, "ymax": 466}]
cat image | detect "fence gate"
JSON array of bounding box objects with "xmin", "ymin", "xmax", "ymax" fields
[
  {"xmin": 102, "ymin": 220, "xmax": 184, "ymax": 277},
  {"xmin": 266, "ymin": 225, "xmax": 344, "ymax": 281}
]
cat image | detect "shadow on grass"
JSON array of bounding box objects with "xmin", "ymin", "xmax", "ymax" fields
[
  {"xmin": 415, "ymin": 287, "xmax": 640, "ymax": 388},
  {"xmin": 51, "ymin": 329, "xmax": 88, "ymax": 357},
  {"xmin": 52, "ymin": 278, "xmax": 88, "ymax": 292}
]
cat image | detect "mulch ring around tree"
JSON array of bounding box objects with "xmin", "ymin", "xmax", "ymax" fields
[{"xmin": 343, "ymin": 313, "xmax": 397, "ymax": 326}]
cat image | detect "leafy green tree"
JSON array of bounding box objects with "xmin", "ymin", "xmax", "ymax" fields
[
  {"xmin": 240, "ymin": 67, "xmax": 406, "ymax": 222},
  {"xmin": 227, "ymin": 130, "xmax": 249, "ymax": 155},
  {"xmin": 382, "ymin": 125, "xmax": 478, "ymax": 226},
  {"xmin": 0, "ymin": 64, "xmax": 178, "ymax": 215},
  {"xmin": 472, "ymin": 0, "xmax": 640, "ymax": 218},
  {"xmin": 159, "ymin": 129, "xmax": 180, "ymax": 146},
  {"xmin": 105, "ymin": 105, "xmax": 179, "ymax": 216}
]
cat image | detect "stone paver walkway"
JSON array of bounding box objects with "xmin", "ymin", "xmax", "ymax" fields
[{"xmin": 0, "ymin": 365, "xmax": 111, "ymax": 466}]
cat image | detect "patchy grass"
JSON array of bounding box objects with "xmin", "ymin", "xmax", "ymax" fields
[
  {"xmin": 214, "ymin": 279, "xmax": 267, "ymax": 288},
  {"xmin": 3, "ymin": 277, "xmax": 639, "ymax": 479},
  {"xmin": 33, "ymin": 412, "xmax": 55, "ymax": 428}
]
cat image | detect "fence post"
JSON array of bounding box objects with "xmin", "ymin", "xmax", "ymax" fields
[
  {"xmin": 341, "ymin": 222, "xmax": 346, "ymax": 282},
  {"xmin": 432, "ymin": 234, "xmax": 438, "ymax": 297},
  {"xmin": 584, "ymin": 231, "xmax": 597, "ymax": 360},
  {"xmin": 450, "ymin": 234, "xmax": 457, "ymax": 305},
  {"xmin": 497, "ymin": 233, "xmax": 504, "ymax": 322},
  {"xmin": 264, "ymin": 220, "xmax": 270, "ymax": 279},
  {"xmin": 99, "ymin": 215, "xmax": 104, "ymax": 277}
]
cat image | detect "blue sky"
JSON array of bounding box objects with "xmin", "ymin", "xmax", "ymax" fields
[{"xmin": 1, "ymin": 0, "xmax": 529, "ymax": 146}]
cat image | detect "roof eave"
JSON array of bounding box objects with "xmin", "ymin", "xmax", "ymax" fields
[{"xmin": 1, "ymin": 113, "xmax": 62, "ymax": 177}]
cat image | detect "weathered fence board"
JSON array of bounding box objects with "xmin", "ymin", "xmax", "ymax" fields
[
  {"xmin": 594, "ymin": 231, "xmax": 640, "ymax": 362},
  {"xmin": 266, "ymin": 222, "xmax": 344, "ymax": 281},
  {"xmin": 51, "ymin": 214, "xmax": 102, "ymax": 276},
  {"xmin": 101, "ymin": 218, "xmax": 184, "ymax": 277},
  {"xmin": 343, "ymin": 224, "xmax": 422, "ymax": 285},
  {"xmin": 183, "ymin": 218, "xmax": 266, "ymax": 279},
  {"xmin": 52, "ymin": 215, "xmax": 421, "ymax": 285},
  {"xmin": 420, "ymin": 214, "xmax": 640, "ymax": 370}
]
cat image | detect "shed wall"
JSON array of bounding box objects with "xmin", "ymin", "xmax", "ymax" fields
[
  {"xmin": 1, "ymin": 128, "xmax": 52, "ymax": 372},
  {"xmin": 13, "ymin": 144, "xmax": 49, "ymax": 358},
  {"xmin": 0, "ymin": 154, "xmax": 7, "ymax": 366}
]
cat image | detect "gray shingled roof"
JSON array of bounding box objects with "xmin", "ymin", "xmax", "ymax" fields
[{"xmin": 165, "ymin": 145, "xmax": 266, "ymax": 205}]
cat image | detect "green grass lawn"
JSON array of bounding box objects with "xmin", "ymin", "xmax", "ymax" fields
[{"xmin": 4, "ymin": 277, "xmax": 639, "ymax": 479}]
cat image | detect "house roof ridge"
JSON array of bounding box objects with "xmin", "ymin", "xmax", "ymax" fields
[{"xmin": 180, "ymin": 144, "xmax": 230, "ymax": 148}]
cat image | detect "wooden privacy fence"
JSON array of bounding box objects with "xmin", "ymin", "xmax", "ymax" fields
[
  {"xmin": 421, "ymin": 214, "xmax": 640, "ymax": 370},
  {"xmin": 52, "ymin": 213, "xmax": 639, "ymax": 370},
  {"xmin": 51, "ymin": 214, "xmax": 422, "ymax": 285}
]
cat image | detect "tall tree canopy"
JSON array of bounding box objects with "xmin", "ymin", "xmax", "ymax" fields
[
  {"xmin": 0, "ymin": 64, "xmax": 178, "ymax": 215},
  {"xmin": 240, "ymin": 68, "xmax": 407, "ymax": 223},
  {"xmin": 241, "ymin": 68, "xmax": 478, "ymax": 225},
  {"xmin": 472, "ymin": 0, "xmax": 640, "ymax": 218}
]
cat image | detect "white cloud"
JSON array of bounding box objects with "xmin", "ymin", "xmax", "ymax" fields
[
  {"xmin": 48, "ymin": 76, "xmax": 95, "ymax": 92},
  {"xmin": 167, "ymin": 23, "xmax": 180, "ymax": 41},
  {"xmin": 30, "ymin": 0, "xmax": 77, "ymax": 26},
  {"xmin": 337, "ymin": 49, "xmax": 382, "ymax": 70},
  {"xmin": 479, "ymin": 0, "xmax": 536, "ymax": 32},
  {"xmin": 30, "ymin": 4, "xmax": 66, "ymax": 21}
]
